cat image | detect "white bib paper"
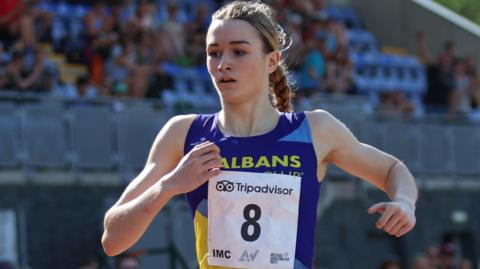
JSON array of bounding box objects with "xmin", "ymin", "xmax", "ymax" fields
[{"xmin": 207, "ymin": 171, "xmax": 301, "ymax": 269}]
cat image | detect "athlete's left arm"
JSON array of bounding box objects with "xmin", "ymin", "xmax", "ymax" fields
[{"xmin": 307, "ymin": 110, "xmax": 417, "ymax": 237}]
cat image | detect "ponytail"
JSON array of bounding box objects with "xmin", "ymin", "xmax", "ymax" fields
[{"xmin": 270, "ymin": 63, "xmax": 293, "ymax": 112}]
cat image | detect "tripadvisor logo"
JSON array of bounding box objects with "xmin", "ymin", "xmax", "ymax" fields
[
  {"xmin": 215, "ymin": 180, "xmax": 293, "ymax": 196},
  {"xmin": 216, "ymin": 180, "xmax": 235, "ymax": 192}
]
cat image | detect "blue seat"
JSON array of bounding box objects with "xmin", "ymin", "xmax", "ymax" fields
[
  {"xmin": 71, "ymin": 106, "xmax": 115, "ymax": 170},
  {"xmin": 363, "ymin": 53, "xmax": 383, "ymax": 92},
  {"xmin": 34, "ymin": 2, "xmax": 55, "ymax": 13},
  {"xmin": 325, "ymin": 7, "xmax": 341, "ymax": 22},
  {"xmin": 347, "ymin": 30, "xmax": 377, "ymax": 52},
  {"xmin": 72, "ymin": 4, "xmax": 89, "ymax": 19},
  {"xmin": 51, "ymin": 17, "xmax": 67, "ymax": 45},
  {"xmin": 161, "ymin": 62, "xmax": 183, "ymax": 77},
  {"xmin": 116, "ymin": 106, "xmax": 170, "ymax": 174},
  {"xmin": 55, "ymin": 2, "xmax": 73, "ymax": 18},
  {"xmin": 343, "ymin": 8, "xmax": 363, "ymax": 28},
  {"xmin": 23, "ymin": 103, "xmax": 69, "ymax": 169}
]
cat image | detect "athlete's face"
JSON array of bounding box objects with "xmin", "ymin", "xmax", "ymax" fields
[{"xmin": 206, "ymin": 19, "xmax": 279, "ymax": 105}]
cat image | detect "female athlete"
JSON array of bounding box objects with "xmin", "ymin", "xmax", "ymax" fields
[{"xmin": 102, "ymin": 1, "xmax": 417, "ymax": 268}]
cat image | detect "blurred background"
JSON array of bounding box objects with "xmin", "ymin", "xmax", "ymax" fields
[{"xmin": 0, "ymin": 0, "xmax": 479, "ymax": 268}]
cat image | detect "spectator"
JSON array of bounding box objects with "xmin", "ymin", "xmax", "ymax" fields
[
  {"xmin": 28, "ymin": 1, "xmax": 54, "ymax": 43},
  {"xmin": 111, "ymin": 0, "xmax": 136, "ymax": 36},
  {"xmin": 465, "ymin": 57, "xmax": 480, "ymax": 111},
  {"xmin": 297, "ymin": 15, "xmax": 327, "ymax": 91},
  {"xmin": 298, "ymin": 37, "xmax": 326, "ymax": 91},
  {"xmin": 145, "ymin": 33, "xmax": 175, "ymax": 99},
  {"xmin": 29, "ymin": 47, "xmax": 59, "ymax": 93},
  {"xmin": 75, "ymin": 75, "xmax": 99, "ymax": 99},
  {"xmin": 184, "ymin": 3, "xmax": 211, "ymax": 67},
  {"xmin": 424, "ymin": 244, "xmax": 441, "ymax": 269},
  {"xmin": 438, "ymin": 242, "xmax": 456, "ymax": 269},
  {"xmin": 0, "ymin": 0, "xmax": 36, "ymax": 48},
  {"xmin": 3, "ymin": 49, "xmax": 44, "ymax": 92},
  {"xmin": 84, "ymin": 1, "xmax": 115, "ymax": 42},
  {"xmin": 160, "ymin": 2, "xmax": 186, "ymax": 63},
  {"xmin": 84, "ymin": 0, "xmax": 117, "ymax": 85},
  {"xmin": 412, "ymin": 255, "xmax": 432, "ymax": 269},
  {"xmin": 127, "ymin": 31, "xmax": 155, "ymax": 98},
  {"xmin": 185, "ymin": 3, "xmax": 210, "ymax": 34},
  {"xmin": 115, "ymin": 253, "xmax": 139, "ymax": 269},
  {"xmin": 415, "ymin": 31, "xmax": 454, "ymax": 113},
  {"xmin": 128, "ymin": 0, "xmax": 159, "ymax": 34},
  {"xmin": 449, "ymin": 58, "xmax": 474, "ymax": 119},
  {"xmin": 377, "ymin": 90, "xmax": 416, "ymax": 118},
  {"xmin": 104, "ymin": 39, "xmax": 136, "ymax": 96},
  {"xmin": 324, "ymin": 45, "xmax": 355, "ymax": 94}
]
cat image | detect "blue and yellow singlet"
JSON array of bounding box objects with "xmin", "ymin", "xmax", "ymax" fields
[{"xmin": 184, "ymin": 112, "xmax": 322, "ymax": 269}]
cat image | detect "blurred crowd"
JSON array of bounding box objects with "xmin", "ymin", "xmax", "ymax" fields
[
  {"xmin": 415, "ymin": 31, "xmax": 480, "ymax": 120},
  {"xmin": 413, "ymin": 242, "xmax": 474, "ymax": 269},
  {"xmin": 0, "ymin": 0, "xmax": 479, "ymax": 120},
  {"xmin": 377, "ymin": 242, "xmax": 475, "ymax": 269},
  {"xmin": 0, "ymin": 0, "xmax": 365, "ymax": 105}
]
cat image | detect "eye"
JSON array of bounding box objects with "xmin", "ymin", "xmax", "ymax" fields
[
  {"xmin": 233, "ymin": 49, "xmax": 246, "ymax": 56},
  {"xmin": 208, "ymin": 51, "xmax": 221, "ymax": 57}
]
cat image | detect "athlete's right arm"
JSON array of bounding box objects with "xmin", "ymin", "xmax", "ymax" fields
[{"xmin": 101, "ymin": 115, "xmax": 222, "ymax": 256}]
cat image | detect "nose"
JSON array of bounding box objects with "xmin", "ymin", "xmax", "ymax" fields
[{"xmin": 217, "ymin": 54, "xmax": 231, "ymax": 71}]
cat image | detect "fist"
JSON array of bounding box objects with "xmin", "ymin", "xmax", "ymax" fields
[
  {"xmin": 368, "ymin": 201, "xmax": 416, "ymax": 237},
  {"xmin": 164, "ymin": 141, "xmax": 222, "ymax": 195}
]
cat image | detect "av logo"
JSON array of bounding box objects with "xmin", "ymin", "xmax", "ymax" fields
[{"xmin": 239, "ymin": 250, "xmax": 259, "ymax": 262}]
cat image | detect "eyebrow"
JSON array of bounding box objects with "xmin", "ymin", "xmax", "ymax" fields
[{"xmin": 208, "ymin": 40, "xmax": 252, "ymax": 47}]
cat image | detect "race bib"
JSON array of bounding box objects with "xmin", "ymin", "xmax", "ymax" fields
[{"xmin": 207, "ymin": 171, "xmax": 301, "ymax": 269}]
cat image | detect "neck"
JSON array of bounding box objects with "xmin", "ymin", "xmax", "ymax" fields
[{"xmin": 218, "ymin": 97, "xmax": 280, "ymax": 137}]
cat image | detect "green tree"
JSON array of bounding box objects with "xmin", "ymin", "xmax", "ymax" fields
[{"xmin": 435, "ymin": 0, "xmax": 480, "ymax": 26}]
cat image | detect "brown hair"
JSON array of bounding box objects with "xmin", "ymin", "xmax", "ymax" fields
[{"xmin": 212, "ymin": 0, "xmax": 294, "ymax": 112}]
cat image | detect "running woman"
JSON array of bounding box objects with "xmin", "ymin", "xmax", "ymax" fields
[{"xmin": 102, "ymin": 1, "xmax": 417, "ymax": 268}]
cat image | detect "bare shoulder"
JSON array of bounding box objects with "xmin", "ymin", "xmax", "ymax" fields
[
  {"xmin": 304, "ymin": 109, "xmax": 358, "ymax": 163},
  {"xmin": 304, "ymin": 109, "xmax": 348, "ymax": 139},
  {"xmin": 164, "ymin": 114, "xmax": 197, "ymax": 134},
  {"xmin": 157, "ymin": 114, "xmax": 197, "ymax": 144},
  {"xmin": 147, "ymin": 114, "xmax": 197, "ymax": 164}
]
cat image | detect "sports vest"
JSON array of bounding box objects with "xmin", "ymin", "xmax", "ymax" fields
[{"xmin": 184, "ymin": 112, "xmax": 322, "ymax": 269}]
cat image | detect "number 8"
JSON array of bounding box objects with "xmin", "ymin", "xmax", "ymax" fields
[{"xmin": 241, "ymin": 204, "xmax": 261, "ymax": 242}]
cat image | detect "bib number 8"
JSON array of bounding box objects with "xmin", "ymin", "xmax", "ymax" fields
[{"xmin": 241, "ymin": 204, "xmax": 261, "ymax": 242}]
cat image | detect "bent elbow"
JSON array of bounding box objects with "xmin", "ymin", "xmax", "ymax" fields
[{"xmin": 101, "ymin": 233, "xmax": 121, "ymax": 257}]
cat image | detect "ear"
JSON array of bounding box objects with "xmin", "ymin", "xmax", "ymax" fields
[{"xmin": 266, "ymin": 50, "xmax": 280, "ymax": 74}]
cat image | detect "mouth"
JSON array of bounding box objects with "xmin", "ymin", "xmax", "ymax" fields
[{"xmin": 219, "ymin": 78, "xmax": 237, "ymax": 84}]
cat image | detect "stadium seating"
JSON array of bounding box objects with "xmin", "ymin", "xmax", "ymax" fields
[
  {"xmin": 325, "ymin": 6, "xmax": 363, "ymax": 29},
  {"xmin": 71, "ymin": 105, "xmax": 116, "ymax": 170},
  {"xmin": 0, "ymin": 102, "xmax": 21, "ymax": 168},
  {"xmin": 347, "ymin": 30, "xmax": 378, "ymax": 53},
  {"xmin": 116, "ymin": 104, "xmax": 170, "ymax": 176},
  {"xmin": 351, "ymin": 52, "xmax": 427, "ymax": 97},
  {"xmin": 23, "ymin": 102, "xmax": 70, "ymax": 169}
]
